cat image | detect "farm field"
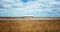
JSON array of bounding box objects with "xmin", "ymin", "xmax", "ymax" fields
[{"xmin": 0, "ymin": 18, "xmax": 60, "ymax": 32}]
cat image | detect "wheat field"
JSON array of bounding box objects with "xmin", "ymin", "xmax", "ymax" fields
[{"xmin": 0, "ymin": 18, "xmax": 60, "ymax": 32}]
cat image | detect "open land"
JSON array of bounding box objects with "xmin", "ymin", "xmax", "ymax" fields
[{"xmin": 0, "ymin": 18, "xmax": 60, "ymax": 32}]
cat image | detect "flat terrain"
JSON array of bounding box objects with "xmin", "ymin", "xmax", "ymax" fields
[{"xmin": 0, "ymin": 18, "xmax": 60, "ymax": 32}]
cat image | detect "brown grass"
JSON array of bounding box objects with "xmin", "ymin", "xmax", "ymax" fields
[{"xmin": 0, "ymin": 19, "xmax": 60, "ymax": 32}]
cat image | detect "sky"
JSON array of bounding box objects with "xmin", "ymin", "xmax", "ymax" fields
[{"xmin": 0, "ymin": 0, "xmax": 60, "ymax": 17}]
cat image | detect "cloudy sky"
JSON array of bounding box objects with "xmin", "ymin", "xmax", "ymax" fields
[{"xmin": 0, "ymin": 0, "xmax": 60, "ymax": 17}]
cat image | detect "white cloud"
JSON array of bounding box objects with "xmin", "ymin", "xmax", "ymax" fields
[{"xmin": 0, "ymin": 0, "xmax": 60, "ymax": 17}]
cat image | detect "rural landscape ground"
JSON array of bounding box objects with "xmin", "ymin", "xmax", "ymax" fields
[{"xmin": 0, "ymin": 18, "xmax": 60, "ymax": 32}]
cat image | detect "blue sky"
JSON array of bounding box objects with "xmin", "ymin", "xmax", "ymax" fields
[{"xmin": 0, "ymin": 0, "xmax": 60, "ymax": 17}]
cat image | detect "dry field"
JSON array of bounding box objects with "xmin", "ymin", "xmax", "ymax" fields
[{"xmin": 0, "ymin": 18, "xmax": 60, "ymax": 32}]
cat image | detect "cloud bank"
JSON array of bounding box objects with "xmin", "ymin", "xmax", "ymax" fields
[{"xmin": 0, "ymin": 0, "xmax": 60, "ymax": 17}]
